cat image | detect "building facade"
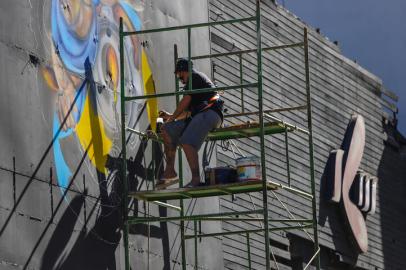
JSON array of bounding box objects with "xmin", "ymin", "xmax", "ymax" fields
[{"xmin": 0, "ymin": 0, "xmax": 404, "ymax": 269}]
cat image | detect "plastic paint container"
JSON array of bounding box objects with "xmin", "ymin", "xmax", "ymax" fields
[{"xmin": 236, "ymin": 156, "xmax": 261, "ymax": 181}]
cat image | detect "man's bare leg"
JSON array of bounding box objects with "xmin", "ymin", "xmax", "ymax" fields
[
  {"xmin": 182, "ymin": 144, "xmax": 200, "ymax": 186},
  {"xmin": 161, "ymin": 128, "xmax": 177, "ymax": 179}
]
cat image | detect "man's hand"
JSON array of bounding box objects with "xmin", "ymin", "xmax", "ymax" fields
[
  {"xmin": 160, "ymin": 95, "xmax": 192, "ymax": 123},
  {"xmin": 166, "ymin": 115, "xmax": 176, "ymax": 123},
  {"xmin": 159, "ymin": 110, "xmax": 173, "ymax": 122}
]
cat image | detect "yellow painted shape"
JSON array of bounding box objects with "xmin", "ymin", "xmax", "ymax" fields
[
  {"xmin": 141, "ymin": 49, "xmax": 158, "ymax": 131},
  {"xmin": 75, "ymin": 91, "xmax": 112, "ymax": 174}
]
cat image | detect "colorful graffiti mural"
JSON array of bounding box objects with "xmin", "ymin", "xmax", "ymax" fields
[
  {"xmin": 36, "ymin": 2, "xmax": 172, "ymax": 268},
  {"xmin": 42, "ymin": 0, "xmax": 158, "ymax": 194}
]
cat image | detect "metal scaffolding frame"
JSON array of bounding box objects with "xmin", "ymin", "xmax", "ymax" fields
[{"xmin": 119, "ymin": 1, "xmax": 320, "ymax": 269}]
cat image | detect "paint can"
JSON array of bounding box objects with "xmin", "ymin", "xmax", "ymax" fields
[
  {"xmin": 156, "ymin": 117, "xmax": 163, "ymax": 133},
  {"xmin": 236, "ymin": 156, "xmax": 261, "ymax": 181}
]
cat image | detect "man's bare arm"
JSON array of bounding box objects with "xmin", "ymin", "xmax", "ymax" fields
[
  {"xmin": 167, "ymin": 95, "xmax": 192, "ymax": 122},
  {"xmin": 159, "ymin": 111, "xmax": 190, "ymax": 121}
]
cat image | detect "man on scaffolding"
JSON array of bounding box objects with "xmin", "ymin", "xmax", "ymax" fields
[{"xmin": 156, "ymin": 58, "xmax": 223, "ymax": 189}]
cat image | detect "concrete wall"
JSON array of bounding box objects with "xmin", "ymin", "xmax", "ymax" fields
[{"xmin": 0, "ymin": 0, "xmax": 222, "ymax": 269}]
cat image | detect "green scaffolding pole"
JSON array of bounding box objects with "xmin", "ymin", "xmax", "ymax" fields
[
  {"xmin": 174, "ymin": 44, "xmax": 187, "ymax": 270},
  {"xmin": 124, "ymin": 83, "xmax": 258, "ymax": 101},
  {"xmin": 124, "ymin": 17, "xmax": 256, "ymax": 36},
  {"xmin": 304, "ymin": 27, "xmax": 321, "ymax": 270},
  {"xmin": 191, "ymin": 42, "xmax": 304, "ymax": 60},
  {"xmin": 255, "ymin": 0, "xmax": 271, "ymax": 269},
  {"xmin": 120, "ymin": 18, "xmax": 130, "ymax": 270}
]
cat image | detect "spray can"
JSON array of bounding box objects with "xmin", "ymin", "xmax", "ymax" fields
[{"xmin": 156, "ymin": 117, "xmax": 163, "ymax": 133}]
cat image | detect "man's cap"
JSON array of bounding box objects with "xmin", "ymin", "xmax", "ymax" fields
[{"xmin": 175, "ymin": 58, "xmax": 193, "ymax": 73}]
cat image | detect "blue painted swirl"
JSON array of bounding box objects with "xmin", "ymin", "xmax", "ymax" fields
[{"xmin": 51, "ymin": 0, "xmax": 98, "ymax": 74}]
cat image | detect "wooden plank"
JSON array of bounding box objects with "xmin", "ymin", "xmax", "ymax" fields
[
  {"xmin": 130, "ymin": 180, "xmax": 279, "ymax": 201},
  {"xmin": 208, "ymin": 122, "xmax": 290, "ymax": 141}
]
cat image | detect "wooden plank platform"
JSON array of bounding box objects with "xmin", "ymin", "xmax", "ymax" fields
[
  {"xmin": 127, "ymin": 121, "xmax": 293, "ymax": 142},
  {"xmin": 207, "ymin": 122, "xmax": 291, "ymax": 141},
  {"xmin": 129, "ymin": 180, "xmax": 279, "ymax": 201}
]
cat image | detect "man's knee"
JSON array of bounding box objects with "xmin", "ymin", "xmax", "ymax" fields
[{"xmin": 181, "ymin": 143, "xmax": 198, "ymax": 152}]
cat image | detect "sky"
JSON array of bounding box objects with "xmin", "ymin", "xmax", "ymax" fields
[{"xmin": 281, "ymin": 0, "xmax": 406, "ymax": 135}]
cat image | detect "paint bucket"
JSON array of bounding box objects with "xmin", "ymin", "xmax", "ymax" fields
[{"xmin": 236, "ymin": 156, "xmax": 261, "ymax": 181}]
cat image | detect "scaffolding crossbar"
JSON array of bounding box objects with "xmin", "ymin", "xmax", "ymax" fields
[
  {"xmin": 184, "ymin": 224, "xmax": 314, "ymax": 239},
  {"xmin": 123, "ymin": 16, "xmax": 256, "ymax": 36},
  {"xmin": 124, "ymin": 83, "xmax": 257, "ymax": 101},
  {"xmin": 129, "ymin": 180, "xmax": 279, "ymax": 201},
  {"xmin": 223, "ymin": 105, "xmax": 308, "ymax": 118},
  {"xmin": 128, "ymin": 209, "xmax": 264, "ymax": 225},
  {"xmin": 191, "ymin": 42, "xmax": 304, "ymax": 60}
]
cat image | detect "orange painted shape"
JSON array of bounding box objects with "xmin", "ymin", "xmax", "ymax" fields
[{"xmin": 41, "ymin": 67, "xmax": 59, "ymax": 91}]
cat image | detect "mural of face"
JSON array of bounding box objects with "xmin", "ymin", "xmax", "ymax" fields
[{"xmin": 41, "ymin": 0, "xmax": 157, "ymax": 197}]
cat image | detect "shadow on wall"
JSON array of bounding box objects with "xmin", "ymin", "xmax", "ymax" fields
[
  {"xmin": 36, "ymin": 62, "xmax": 171, "ymax": 270},
  {"xmin": 378, "ymin": 124, "xmax": 406, "ymax": 270},
  {"xmin": 318, "ymin": 116, "xmax": 406, "ymax": 269},
  {"xmin": 0, "ymin": 61, "xmax": 170, "ymax": 270},
  {"xmin": 318, "ymin": 115, "xmax": 365, "ymax": 266},
  {"xmin": 318, "ymin": 154, "xmax": 359, "ymax": 266},
  {"xmin": 39, "ymin": 145, "xmax": 170, "ymax": 270},
  {"xmin": 0, "ymin": 89, "xmax": 166, "ymax": 269}
]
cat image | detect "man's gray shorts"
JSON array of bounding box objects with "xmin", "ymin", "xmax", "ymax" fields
[{"xmin": 162, "ymin": 109, "xmax": 221, "ymax": 150}]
